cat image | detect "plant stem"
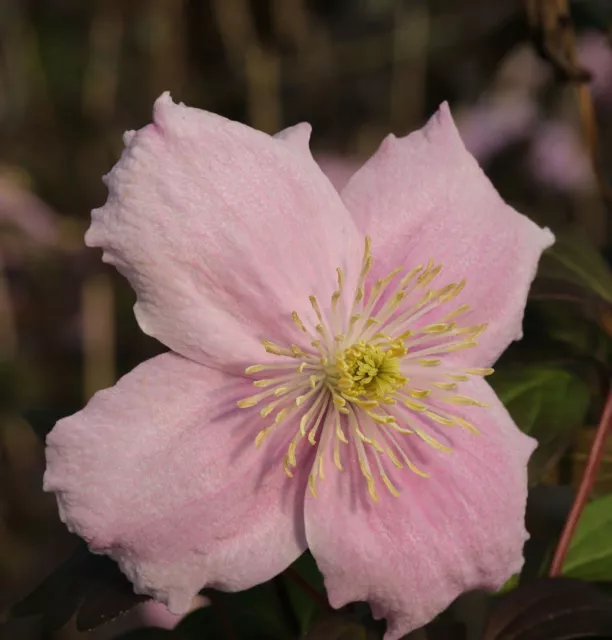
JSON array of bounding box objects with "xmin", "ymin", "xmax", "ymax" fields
[{"xmin": 549, "ymin": 387, "xmax": 612, "ymax": 575}]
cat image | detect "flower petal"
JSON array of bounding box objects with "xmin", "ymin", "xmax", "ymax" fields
[
  {"xmin": 341, "ymin": 103, "xmax": 554, "ymax": 366},
  {"xmin": 44, "ymin": 352, "xmax": 307, "ymax": 612},
  {"xmin": 87, "ymin": 93, "xmax": 362, "ymax": 372},
  {"xmin": 305, "ymin": 377, "xmax": 534, "ymax": 640}
]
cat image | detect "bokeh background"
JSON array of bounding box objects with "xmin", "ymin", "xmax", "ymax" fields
[{"xmin": 2, "ymin": 0, "xmax": 612, "ymax": 638}]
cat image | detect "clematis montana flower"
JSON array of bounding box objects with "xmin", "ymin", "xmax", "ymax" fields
[{"xmin": 44, "ymin": 93, "xmax": 554, "ymax": 639}]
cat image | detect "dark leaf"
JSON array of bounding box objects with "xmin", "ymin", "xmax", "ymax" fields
[
  {"xmin": 10, "ymin": 540, "xmax": 92, "ymax": 630},
  {"xmin": 116, "ymin": 629, "xmax": 173, "ymax": 639},
  {"xmin": 303, "ymin": 614, "xmax": 367, "ymax": 640},
  {"xmin": 489, "ymin": 366, "xmax": 590, "ymax": 482},
  {"xmin": 529, "ymin": 278, "xmax": 602, "ymax": 307},
  {"xmin": 10, "ymin": 540, "xmax": 148, "ymax": 632},
  {"xmin": 424, "ymin": 619, "xmax": 467, "ymax": 640},
  {"xmin": 522, "ymin": 485, "xmax": 575, "ymax": 581},
  {"xmin": 173, "ymin": 605, "xmax": 225, "ymax": 639},
  {"xmin": 183, "ymin": 584, "xmax": 289, "ymax": 640},
  {"xmin": 283, "ymin": 552, "xmax": 326, "ymax": 635},
  {"xmin": 75, "ymin": 554, "xmax": 150, "ymax": 631},
  {"xmin": 483, "ymin": 577, "xmax": 612, "ymax": 640},
  {"xmin": 531, "ymin": 299, "xmax": 612, "ymax": 363},
  {"xmin": 176, "ymin": 601, "xmax": 280, "ymax": 639},
  {"xmin": 538, "ymin": 231, "xmax": 612, "ymax": 305}
]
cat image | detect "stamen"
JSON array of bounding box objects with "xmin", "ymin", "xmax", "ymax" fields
[
  {"xmin": 418, "ymin": 359, "xmax": 442, "ymax": 367},
  {"xmin": 310, "ymin": 398, "xmax": 333, "ymax": 490},
  {"xmin": 424, "ymin": 410, "xmax": 455, "ymax": 426},
  {"xmin": 299, "ymin": 388, "xmax": 327, "ymax": 436},
  {"xmin": 253, "ymin": 373, "xmax": 301, "ymax": 388},
  {"xmin": 291, "ymin": 311, "xmax": 308, "ymax": 333},
  {"xmin": 466, "ymin": 367, "xmax": 495, "ymax": 376},
  {"xmin": 239, "ymin": 240, "xmax": 489, "ymax": 501},
  {"xmin": 412, "ymin": 427, "xmax": 452, "ymax": 452},
  {"xmin": 440, "ymin": 394, "xmax": 488, "ymax": 407},
  {"xmin": 360, "ymin": 419, "xmax": 401, "ymax": 498},
  {"xmin": 332, "ymin": 410, "xmax": 345, "ymax": 470},
  {"xmin": 378, "ymin": 425, "xmax": 429, "ymax": 477},
  {"xmin": 309, "ymin": 296, "xmax": 333, "ymax": 352},
  {"xmin": 307, "ymin": 396, "xmax": 329, "ymax": 445},
  {"xmin": 442, "ymin": 303, "xmax": 470, "ymax": 321},
  {"xmin": 262, "ymin": 340, "xmax": 296, "ymax": 357},
  {"xmin": 348, "ymin": 409, "xmax": 379, "ymax": 502},
  {"xmin": 331, "ymin": 268, "xmax": 345, "ymax": 336}
]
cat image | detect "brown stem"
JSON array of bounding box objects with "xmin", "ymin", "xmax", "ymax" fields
[
  {"xmin": 526, "ymin": 0, "xmax": 612, "ymax": 208},
  {"xmin": 549, "ymin": 387, "xmax": 612, "ymax": 575},
  {"xmin": 284, "ymin": 567, "xmax": 331, "ymax": 610}
]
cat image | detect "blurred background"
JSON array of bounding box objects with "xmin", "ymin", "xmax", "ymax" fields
[{"xmin": 2, "ymin": 0, "xmax": 612, "ymax": 638}]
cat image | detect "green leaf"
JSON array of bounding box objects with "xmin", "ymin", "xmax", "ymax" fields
[
  {"xmin": 497, "ymin": 573, "xmax": 520, "ymax": 595},
  {"xmin": 178, "ymin": 584, "xmax": 288, "ymax": 640},
  {"xmin": 490, "ymin": 366, "xmax": 590, "ymax": 482},
  {"xmin": 9, "ymin": 541, "xmax": 149, "ymax": 632},
  {"xmin": 538, "ymin": 231, "xmax": 612, "ymax": 304},
  {"xmin": 563, "ymin": 494, "xmax": 612, "ymax": 581},
  {"xmin": 303, "ymin": 615, "xmax": 367, "ymax": 640},
  {"xmin": 283, "ymin": 552, "xmax": 325, "ymax": 635},
  {"xmin": 533, "ymin": 300, "xmax": 612, "ymax": 361}
]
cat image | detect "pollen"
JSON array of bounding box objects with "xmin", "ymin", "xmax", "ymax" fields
[
  {"xmin": 334, "ymin": 341, "xmax": 406, "ymax": 400},
  {"xmin": 237, "ymin": 236, "xmax": 492, "ymax": 504}
]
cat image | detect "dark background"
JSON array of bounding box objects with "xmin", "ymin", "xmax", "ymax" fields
[{"xmin": 2, "ymin": 1, "xmax": 612, "ymax": 638}]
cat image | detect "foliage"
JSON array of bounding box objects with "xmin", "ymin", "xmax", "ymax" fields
[
  {"xmin": 563, "ymin": 494, "xmax": 612, "ymax": 581},
  {"xmin": 490, "ymin": 366, "xmax": 590, "ymax": 482}
]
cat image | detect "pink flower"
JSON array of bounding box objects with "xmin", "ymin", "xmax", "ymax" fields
[
  {"xmin": 529, "ymin": 120, "xmax": 594, "ymax": 193},
  {"xmin": 578, "ymin": 32, "xmax": 612, "ymax": 105},
  {"xmin": 0, "ymin": 167, "xmax": 59, "ymax": 265},
  {"xmin": 44, "ymin": 93, "xmax": 553, "ymax": 639}
]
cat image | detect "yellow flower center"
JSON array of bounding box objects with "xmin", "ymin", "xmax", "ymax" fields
[
  {"xmin": 237, "ymin": 236, "xmax": 493, "ymax": 503},
  {"xmin": 333, "ymin": 340, "xmax": 407, "ymax": 401}
]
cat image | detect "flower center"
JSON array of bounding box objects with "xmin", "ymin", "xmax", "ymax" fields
[
  {"xmin": 332, "ymin": 341, "xmax": 407, "ymax": 401},
  {"xmin": 237, "ymin": 236, "xmax": 493, "ymax": 503}
]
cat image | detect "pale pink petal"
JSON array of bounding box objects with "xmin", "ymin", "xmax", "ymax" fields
[
  {"xmin": 137, "ymin": 596, "xmax": 208, "ymax": 629},
  {"xmin": 44, "ymin": 352, "xmax": 307, "ymax": 613},
  {"xmin": 274, "ymin": 122, "xmax": 312, "ymax": 150},
  {"xmin": 341, "ymin": 103, "xmax": 554, "ymax": 367},
  {"xmin": 87, "ymin": 93, "xmax": 362, "ymax": 372},
  {"xmin": 305, "ymin": 378, "xmax": 534, "ymax": 640}
]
